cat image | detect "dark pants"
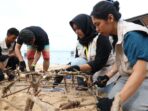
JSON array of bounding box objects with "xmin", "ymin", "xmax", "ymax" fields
[
  {"xmin": 77, "ymin": 77, "xmax": 88, "ymax": 87},
  {"xmin": 6, "ymin": 56, "xmax": 19, "ymax": 70},
  {"xmin": 0, "ymin": 69, "xmax": 4, "ymax": 81}
]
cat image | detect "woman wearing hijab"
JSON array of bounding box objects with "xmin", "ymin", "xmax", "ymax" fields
[
  {"xmin": 91, "ymin": 1, "xmax": 148, "ymax": 111},
  {"xmin": 54, "ymin": 14, "xmax": 114, "ymax": 91}
]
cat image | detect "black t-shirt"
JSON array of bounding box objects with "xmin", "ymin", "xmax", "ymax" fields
[{"xmin": 17, "ymin": 26, "xmax": 49, "ymax": 51}]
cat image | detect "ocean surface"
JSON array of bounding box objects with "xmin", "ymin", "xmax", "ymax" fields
[{"xmin": 23, "ymin": 50, "xmax": 75, "ymax": 65}]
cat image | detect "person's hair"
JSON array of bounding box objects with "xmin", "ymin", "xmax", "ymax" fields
[
  {"xmin": 91, "ymin": 1, "xmax": 121, "ymax": 21},
  {"xmin": 7, "ymin": 28, "xmax": 19, "ymax": 37},
  {"xmin": 19, "ymin": 29, "xmax": 34, "ymax": 44}
]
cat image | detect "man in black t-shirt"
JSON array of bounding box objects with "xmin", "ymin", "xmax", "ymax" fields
[{"xmin": 15, "ymin": 26, "xmax": 50, "ymax": 72}]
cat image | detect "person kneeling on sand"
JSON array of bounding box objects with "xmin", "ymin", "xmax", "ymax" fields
[
  {"xmin": 53, "ymin": 14, "xmax": 116, "ymax": 91},
  {"xmin": 15, "ymin": 26, "xmax": 50, "ymax": 72},
  {"xmin": 0, "ymin": 28, "xmax": 19, "ymax": 81}
]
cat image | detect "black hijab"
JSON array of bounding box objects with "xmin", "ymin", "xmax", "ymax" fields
[{"xmin": 70, "ymin": 14, "xmax": 98, "ymax": 46}]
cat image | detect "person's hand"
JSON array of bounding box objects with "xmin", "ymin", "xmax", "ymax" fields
[
  {"xmin": 94, "ymin": 75, "xmax": 109, "ymax": 88},
  {"xmin": 62, "ymin": 65, "xmax": 70, "ymax": 69},
  {"xmin": 66, "ymin": 65, "xmax": 80, "ymax": 71},
  {"xmin": 19, "ymin": 61, "xmax": 26, "ymax": 71},
  {"xmin": 96, "ymin": 97, "xmax": 114, "ymax": 111},
  {"xmin": 30, "ymin": 64, "xmax": 35, "ymax": 71},
  {"xmin": 111, "ymin": 93, "xmax": 123, "ymax": 111},
  {"xmin": 0, "ymin": 55, "xmax": 9, "ymax": 62}
]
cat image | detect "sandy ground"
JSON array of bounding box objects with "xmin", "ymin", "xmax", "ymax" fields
[{"xmin": 0, "ymin": 65, "xmax": 98, "ymax": 111}]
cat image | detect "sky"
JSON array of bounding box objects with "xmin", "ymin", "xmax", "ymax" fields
[{"xmin": 0, "ymin": 0, "xmax": 147, "ymax": 51}]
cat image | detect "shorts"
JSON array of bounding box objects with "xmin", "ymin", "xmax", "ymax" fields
[{"xmin": 27, "ymin": 45, "xmax": 50, "ymax": 60}]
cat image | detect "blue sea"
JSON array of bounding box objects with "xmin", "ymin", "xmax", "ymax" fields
[{"xmin": 23, "ymin": 50, "xmax": 75, "ymax": 65}]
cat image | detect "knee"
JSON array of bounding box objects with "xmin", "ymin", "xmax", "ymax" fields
[
  {"xmin": 27, "ymin": 51, "xmax": 35, "ymax": 59},
  {"xmin": 42, "ymin": 52, "xmax": 50, "ymax": 61},
  {"xmin": 43, "ymin": 58, "xmax": 50, "ymax": 61},
  {"xmin": 27, "ymin": 55, "xmax": 34, "ymax": 60}
]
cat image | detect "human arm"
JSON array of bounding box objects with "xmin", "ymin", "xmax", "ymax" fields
[
  {"xmin": 31, "ymin": 51, "xmax": 41, "ymax": 65},
  {"xmin": 97, "ymin": 31, "xmax": 148, "ymax": 111},
  {"xmin": 9, "ymin": 42, "xmax": 16, "ymax": 56},
  {"xmin": 119, "ymin": 60, "xmax": 146, "ymax": 102},
  {"xmin": 9, "ymin": 52, "xmax": 15, "ymax": 57},
  {"xmin": 15, "ymin": 43, "xmax": 26, "ymax": 71},
  {"xmin": 67, "ymin": 36, "xmax": 112, "ymax": 73},
  {"xmin": 109, "ymin": 60, "xmax": 147, "ymax": 111},
  {"xmin": 15, "ymin": 43, "xmax": 24, "ymax": 61},
  {"xmin": 81, "ymin": 35, "xmax": 112, "ymax": 72},
  {"xmin": 116, "ymin": 31, "xmax": 148, "ymax": 103}
]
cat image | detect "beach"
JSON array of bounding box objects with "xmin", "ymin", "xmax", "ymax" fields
[{"xmin": 0, "ymin": 65, "xmax": 98, "ymax": 111}]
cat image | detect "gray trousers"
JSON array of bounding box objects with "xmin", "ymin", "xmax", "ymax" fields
[{"xmin": 108, "ymin": 75, "xmax": 148, "ymax": 111}]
